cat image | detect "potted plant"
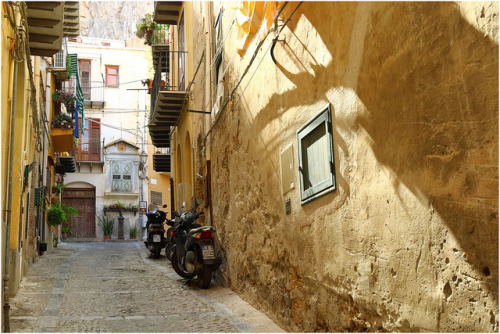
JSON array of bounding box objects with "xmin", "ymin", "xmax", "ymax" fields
[
  {"xmin": 61, "ymin": 227, "xmax": 69, "ymax": 239},
  {"xmin": 51, "ymin": 113, "xmax": 75, "ymax": 130},
  {"xmin": 136, "ymin": 13, "xmax": 158, "ymax": 46},
  {"xmin": 98, "ymin": 216, "xmax": 114, "ymax": 240},
  {"xmin": 47, "ymin": 201, "xmax": 77, "ymax": 227},
  {"xmin": 129, "ymin": 226, "xmax": 138, "ymax": 239},
  {"xmin": 52, "ymin": 90, "xmax": 77, "ymax": 114}
]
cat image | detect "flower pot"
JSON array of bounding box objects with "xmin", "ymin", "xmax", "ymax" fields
[
  {"xmin": 40, "ymin": 243, "xmax": 48, "ymax": 252},
  {"xmin": 104, "ymin": 236, "xmax": 111, "ymax": 240},
  {"xmin": 62, "ymin": 232, "xmax": 68, "ymax": 239}
]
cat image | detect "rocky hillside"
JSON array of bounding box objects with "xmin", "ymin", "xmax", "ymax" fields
[{"xmin": 79, "ymin": 1, "xmax": 154, "ymax": 40}]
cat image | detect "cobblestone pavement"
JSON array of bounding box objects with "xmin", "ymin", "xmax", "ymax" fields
[{"xmin": 9, "ymin": 241, "xmax": 284, "ymax": 333}]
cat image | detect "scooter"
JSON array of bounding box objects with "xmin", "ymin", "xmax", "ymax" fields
[
  {"xmin": 165, "ymin": 210, "xmax": 180, "ymax": 262},
  {"xmin": 170, "ymin": 208, "xmax": 222, "ymax": 288},
  {"xmin": 144, "ymin": 205, "xmax": 167, "ymax": 259}
]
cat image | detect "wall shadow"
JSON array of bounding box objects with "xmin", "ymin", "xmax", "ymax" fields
[{"xmin": 254, "ymin": 1, "xmax": 498, "ymax": 300}]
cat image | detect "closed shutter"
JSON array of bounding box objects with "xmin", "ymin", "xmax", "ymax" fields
[
  {"xmin": 90, "ymin": 119, "xmax": 100, "ymax": 161},
  {"xmin": 111, "ymin": 161, "xmax": 133, "ymax": 192}
]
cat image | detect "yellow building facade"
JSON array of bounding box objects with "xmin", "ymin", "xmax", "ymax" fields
[
  {"xmin": 151, "ymin": 1, "xmax": 499, "ymax": 332},
  {"xmin": 2, "ymin": 2, "xmax": 80, "ymax": 331}
]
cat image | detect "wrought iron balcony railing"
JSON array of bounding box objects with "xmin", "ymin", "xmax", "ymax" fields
[
  {"xmin": 150, "ymin": 25, "xmax": 169, "ymax": 46},
  {"xmin": 63, "ymin": 79, "xmax": 104, "ymax": 102},
  {"xmin": 74, "ymin": 138, "xmax": 103, "ymax": 162}
]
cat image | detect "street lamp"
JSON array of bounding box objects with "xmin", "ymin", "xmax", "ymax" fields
[{"xmin": 139, "ymin": 151, "xmax": 148, "ymax": 170}]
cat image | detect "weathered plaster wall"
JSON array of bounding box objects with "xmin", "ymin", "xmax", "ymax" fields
[{"xmin": 208, "ymin": 2, "xmax": 498, "ymax": 332}]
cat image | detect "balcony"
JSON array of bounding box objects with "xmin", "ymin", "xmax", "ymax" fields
[
  {"xmin": 148, "ymin": 50, "xmax": 187, "ymax": 148},
  {"xmin": 63, "ymin": 78, "xmax": 105, "ymax": 108},
  {"xmin": 63, "ymin": 2, "xmax": 80, "ymax": 38},
  {"xmin": 51, "ymin": 128, "xmax": 74, "ymax": 153},
  {"xmin": 153, "ymin": 147, "xmax": 171, "ymax": 173},
  {"xmin": 50, "ymin": 39, "xmax": 70, "ymax": 81},
  {"xmin": 151, "ymin": 25, "xmax": 170, "ymax": 76},
  {"xmin": 26, "ymin": 2, "xmax": 80, "ymax": 57},
  {"xmin": 75, "ymin": 138, "xmax": 102, "ymax": 162},
  {"xmin": 59, "ymin": 155, "xmax": 76, "ymax": 173},
  {"xmin": 153, "ymin": 2, "xmax": 183, "ymax": 25}
]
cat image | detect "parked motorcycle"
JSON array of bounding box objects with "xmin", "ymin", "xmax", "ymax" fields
[
  {"xmin": 170, "ymin": 208, "xmax": 222, "ymax": 288},
  {"xmin": 164, "ymin": 210, "xmax": 180, "ymax": 262},
  {"xmin": 144, "ymin": 205, "xmax": 168, "ymax": 259}
]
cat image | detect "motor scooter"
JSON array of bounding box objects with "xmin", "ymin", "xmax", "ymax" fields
[
  {"xmin": 165, "ymin": 210, "xmax": 180, "ymax": 262},
  {"xmin": 144, "ymin": 205, "xmax": 167, "ymax": 259},
  {"xmin": 170, "ymin": 208, "xmax": 222, "ymax": 288}
]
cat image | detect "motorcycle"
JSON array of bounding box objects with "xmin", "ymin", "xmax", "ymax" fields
[
  {"xmin": 164, "ymin": 210, "xmax": 180, "ymax": 262},
  {"xmin": 144, "ymin": 205, "xmax": 168, "ymax": 259},
  {"xmin": 170, "ymin": 208, "xmax": 222, "ymax": 288}
]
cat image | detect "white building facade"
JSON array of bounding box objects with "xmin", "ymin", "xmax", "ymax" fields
[{"xmin": 62, "ymin": 37, "xmax": 150, "ymax": 241}]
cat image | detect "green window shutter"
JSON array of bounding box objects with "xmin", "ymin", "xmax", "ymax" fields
[
  {"xmin": 297, "ymin": 104, "xmax": 336, "ymax": 205},
  {"xmin": 111, "ymin": 161, "xmax": 121, "ymax": 192},
  {"xmin": 111, "ymin": 161, "xmax": 133, "ymax": 193}
]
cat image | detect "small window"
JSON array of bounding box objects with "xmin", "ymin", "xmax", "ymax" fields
[
  {"xmin": 113, "ymin": 175, "xmax": 121, "ymax": 180},
  {"xmin": 123, "ymin": 175, "xmax": 131, "ymax": 180},
  {"xmin": 151, "ymin": 191, "xmax": 163, "ymax": 206},
  {"xmin": 297, "ymin": 104, "xmax": 336, "ymax": 205},
  {"xmin": 105, "ymin": 65, "xmax": 119, "ymax": 87}
]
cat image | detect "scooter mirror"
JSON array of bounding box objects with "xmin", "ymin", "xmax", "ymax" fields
[{"xmin": 163, "ymin": 204, "xmax": 167, "ymax": 208}]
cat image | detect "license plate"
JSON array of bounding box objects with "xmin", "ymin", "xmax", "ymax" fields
[
  {"xmin": 153, "ymin": 234, "xmax": 161, "ymax": 243},
  {"xmin": 201, "ymin": 245, "xmax": 215, "ymax": 259}
]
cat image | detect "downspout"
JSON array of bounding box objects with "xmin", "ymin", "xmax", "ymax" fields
[{"xmin": 3, "ymin": 60, "xmax": 18, "ymax": 333}]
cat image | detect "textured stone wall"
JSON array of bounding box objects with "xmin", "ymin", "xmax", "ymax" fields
[
  {"xmin": 206, "ymin": 2, "xmax": 498, "ymax": 332},
  {"xmin": 79, "ymin": 1, "xmax": 153, "ymax": 40}
]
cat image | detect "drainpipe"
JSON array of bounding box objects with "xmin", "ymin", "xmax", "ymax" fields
[{"xmin": 3, "ymin": 60, "xmax": 18, "ymax": 333}]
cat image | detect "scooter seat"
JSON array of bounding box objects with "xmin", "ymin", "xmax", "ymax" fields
[{"xmin": 188, "ymin": 226, "xmax": 215, "ymax": 236}]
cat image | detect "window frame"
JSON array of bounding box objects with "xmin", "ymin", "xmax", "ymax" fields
[
  {"xmin": 297, "ymin": 103, "xmax": 337, "ymax": 205},
  {"xmin": 105, "ymin": 65, "xmax": 119, "ymax": 88}
]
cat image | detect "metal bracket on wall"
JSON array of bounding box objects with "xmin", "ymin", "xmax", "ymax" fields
[{"xmin": 187, "ymin": 110, "xmax": 211, "ymax": 115}]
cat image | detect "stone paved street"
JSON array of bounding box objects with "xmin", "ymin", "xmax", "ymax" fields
[{"xmin": 9, "ymin": 241, "xmax": 284, "ymax": 333}]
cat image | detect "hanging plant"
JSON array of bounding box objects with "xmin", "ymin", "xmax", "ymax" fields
[
  {"xmin": 51, "ymin": 113, "xmax": 75, "ymax": 129},
  {"xmin": 52, "ymin": 89, "xmax": 77, "ymax": 106},
  {"xmin": 47, "ymin": 201, "xmax": 77, "ymax": 227},
  {"xmin": 66, "ymin": 54, "xmax": 72, "ymax": 78}
]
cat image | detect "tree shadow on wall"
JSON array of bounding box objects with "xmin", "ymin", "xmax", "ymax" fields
[{"xmin": 257, "ymin": 1, "xmax": 499, "ymax": 299}]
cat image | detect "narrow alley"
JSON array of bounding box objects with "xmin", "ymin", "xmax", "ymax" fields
[{"xmin": 8, "ymin": 241, "xmax": 283, "ymax": 333}]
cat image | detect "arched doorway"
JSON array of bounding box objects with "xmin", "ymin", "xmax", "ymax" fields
[{"xmin": 62, "ymin": 183, "xmax": 96, "ymax": 239}]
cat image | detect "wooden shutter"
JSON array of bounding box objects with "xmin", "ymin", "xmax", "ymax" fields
[
  {"xmin": 90, "ymin": 118, "xmax": 100, "ymax": 161},
  {"xmin": 106, "ymin": 66, "xmax": 119, "ymax": 87},
  {"xmin": 79, "ymin": 60, "xmax": 91, "ymax": 99}
]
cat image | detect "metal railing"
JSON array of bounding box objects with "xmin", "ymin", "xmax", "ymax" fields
[
  {"xmin": 150, "ymin": 25, "xmax": 169, "ymax": 46},
  {"xmin": 178, "ymin": 51, "xmax": 186, "ymax": 91},
  {"xmin": 154, "ymin": 147, "xmax": 171, "ymax": 154},
  {"xmin": 74, "ymin": 138, "xmax": 103, "ymax": 162},
  {"xmin": 63, "ymin": 78, "xmax": 104, "ymax": 102}
]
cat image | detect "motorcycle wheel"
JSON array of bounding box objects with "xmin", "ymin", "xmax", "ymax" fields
[
  {"xmin": 171, "ymin": 249, "xmax": 195, "ymax": 279},
  {"xmin": 198, "ymin": 266, "xmax": 213, "ymax": 289},
  {"xmin": 153, "ymin": 244, "xmax": 161, "ymax": 259},
  {"xmin": 165, "ymin": 241, "xmax": 175, "ymax": 262}
]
